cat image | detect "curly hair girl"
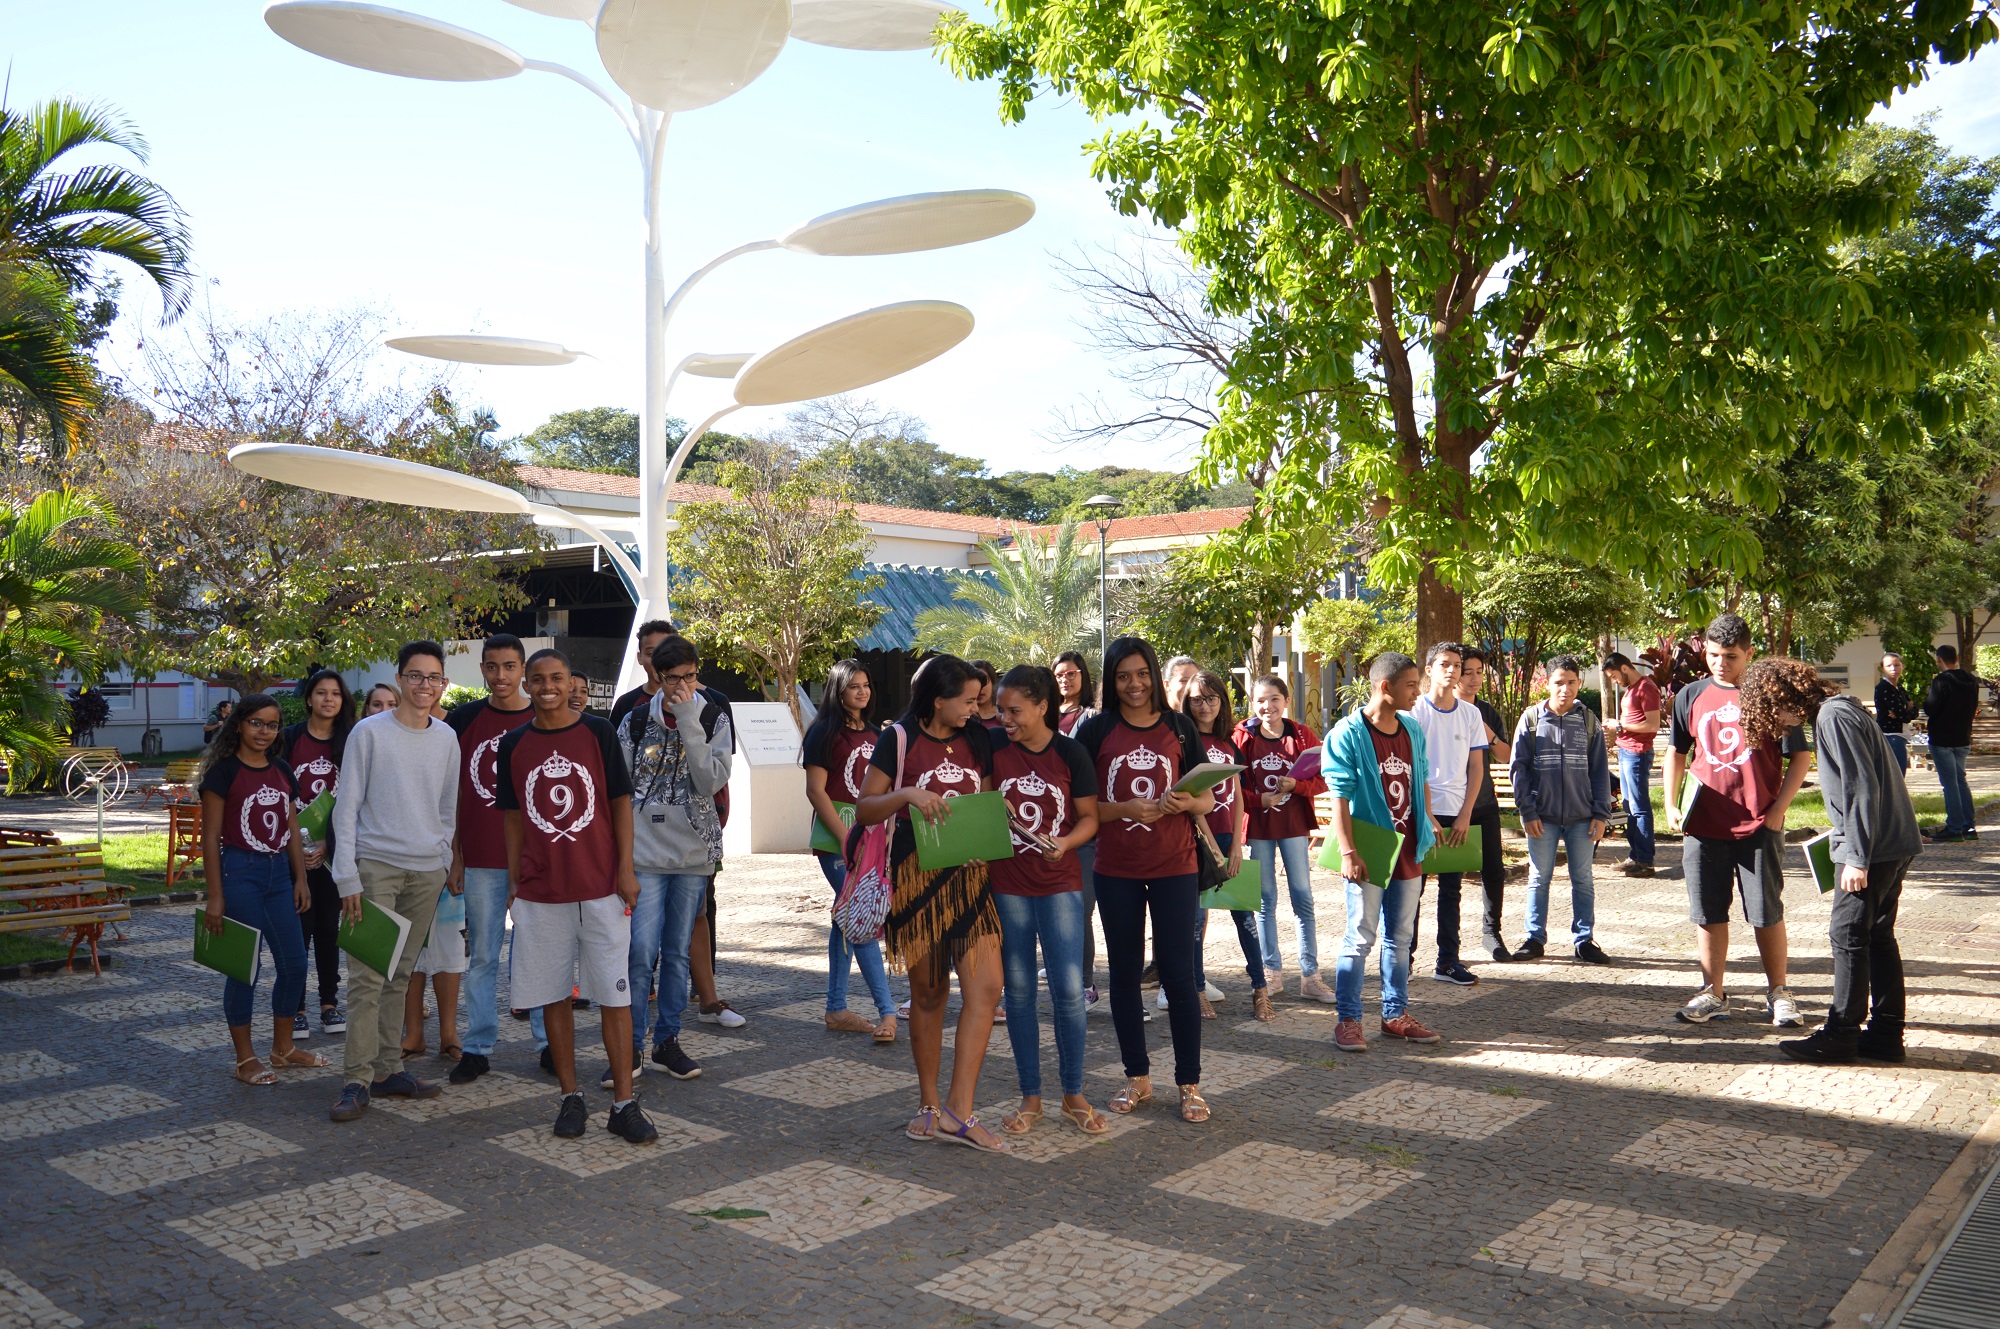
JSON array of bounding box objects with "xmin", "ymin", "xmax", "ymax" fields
[{"xmin": 1738, "ymin": 659, "xmax": 1842, "ymax": 746}]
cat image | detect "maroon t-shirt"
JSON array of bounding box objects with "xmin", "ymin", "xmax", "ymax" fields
[
  {"xmin": 200, "ymin": 756, "xmax": 299, "ymax": 855},
  {"xmin": 1057, "ymin": 708, "xmax": 1089, "ymax": 737},
  {"xmin": 1618, "ymin": 675, "xmax": 1661, "ymax": 755},
  {"xmin": 991, "ymin": 733, "xmax": 1098, "ymax": 896},
  {"xmin": 868, "ymin": 724, "xmax": 988, "ymax": 817},
  {"xmin": 1198, "ymin": 732, "xmax": 1242, "ymax": 841},
  {"xmin": 1077, "ymin": 714, "xmax": 1201, "ymax": 881},
  {"xmin": 496, "ymin": 715, "xmax": 632, "ymax": 904},
  {"xmin": 448, "ymin": 698, "xmax": 535, "ymax": 870},
  {"xmin": 804, "ymin": 723, "xmax": 878, "ymax": 802},
  {"xmin": 1367, "ymin": 720, "xmax": 1422, "ymax": 880},
  {"xmin": 286, "ymin": 731, "xmax": 340, "ymax": 810},
  {"xmin": 1672, "ymin": 677, "xmax": 1807, "ymax": 841},
  {"xmin": 1238, "ymin": 720, "xmax": 1324, "ymax": 842}
]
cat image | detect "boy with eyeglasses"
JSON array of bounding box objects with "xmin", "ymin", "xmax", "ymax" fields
[{"xmin": 328, "ymin": 641, "xmax": 461, "ymax": 1122}]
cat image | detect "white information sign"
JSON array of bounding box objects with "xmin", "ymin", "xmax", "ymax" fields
[{"xmin": 722, "ymin": 703, "xmax": 810, "ymax": 853}]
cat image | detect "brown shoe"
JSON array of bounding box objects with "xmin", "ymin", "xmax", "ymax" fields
[
  {"xmin": 872, "ymin": 1015, "xmax": 898, "ymax": 1044},
  {"xmin": 825, "ymin": 1010, "xmax": 874, "ymax": 1034},
  {"xmin": 1252, "ymin": 988, "xmax": 1276, "ymax": 1022},
  {"xmin": 1198, "ymin": 994, "xmax": 1216, "ymax": 1020},
  {"xmin": 1380, "ymin": 1014, "xmax": 1442, "ymax": 1044}
]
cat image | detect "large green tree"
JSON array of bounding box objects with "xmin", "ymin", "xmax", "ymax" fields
[
  {"xmin": 945, "ymin": 0, "xmax": 1999, "ymax": 646},
  {"xmin": 0, "ymin": 98, "xmax": 190, "ymax": 452},
  {"xmin": 915, "ymin": 522, "xmax": 1100, "ymax": 662}
]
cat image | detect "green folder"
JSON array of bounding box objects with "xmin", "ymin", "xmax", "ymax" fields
[
  {"xmin": 1677, "ymin": 776, "xmax": 1701, "ymax": 823},
  {"xmin": 1314, "ymin": 816, "xmax": 1405, "ymax": 885},
  {"xmin": 191, "ymin": 911, "xmax": 262, "ymax": 986},
  {"xmin": 1420, "ymin": 824, "xmax": 1483, "ymax": 875},
  {"xmin": 1174, "ymin": 763, "xmax": 1246, "ymax": 795},
  {"xmin": 1804, "ymin": 831, "xmax": 1837, "ymax": 893},
  {"xmin": 810, "ymin": 801, "xmax": 856, "ymax": 856},
  {"xmin": 296, "ymin": 789, "xmax": 334, "ymax": 844},
  {"xmin": 912, "ymin": 791, "xmax": 1016, "ymax": 870},
  {"xmin": 1200, "ymin": 855, "xmax": 1262, "ymax": 912},
  {"xmin": 337, "ymin": 896, "xmax": 413, "ymax": 978}
]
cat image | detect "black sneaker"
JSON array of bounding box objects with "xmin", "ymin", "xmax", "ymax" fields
[
  {"xmin": 1139, "ymin": 961, "xmax": 1160, "ymax": 989},
  {"xmin": 1616, "ymin": 859, "xmax": 1656, "ymax": 878},
  {"xmin": 320, "ymin": 1004, "xmax": 347, "ymax": 1034},
  {"xmin": 607, "ymin": 1099, "xmax": 659, "ymax": 1144},
  {"xmin": 554, "ymin": 1092, "xmax": 588, "ymax": 1138},
  {"xmin": 1509, "ymin": 939, "xmax": 1545, "ymax": 961},
  {"xmin": 1856, "ymin": 1031, "xmax": 1907, "ymax": 1064},
  {"xmin": 1779, "ymin": 1027, "xmax": 1858, "ymax": 1065},
  {"xmin": 651, "ymin": 1038, "xmax": 702, "ymax": 1080},
  {"xmin": 1432, "ymin": 962, "xmax": 1479, "ymax": 986},
  {"xmin": 596, "ymin": 1062, "xmax": 633, "ymax": 1091},
  {"xmin": 510, "ymin": 1007, "xmax": 530, "ymax": 1021},
  {"xmin": 328, "ymin": 1082, "xmax": 370, "ymax": 1122},
  {"xmin": 1574, "ymin": 940, "xmax": 1612, "ymax": 965},
  {"xmin": 539, "ymin": 1046, "xmax": 556, "ymax": 1076},
  {"xmin": 369, "ymin": 1071, "xmax": 443, "ymax": 1100},
  {"xmin": 448, "ymin": 1052, "xmax": 490, "ymax": 1085},
  {"xmin": 1487, "ymin": 941, "xmax": 1512, "ymax": 963}
]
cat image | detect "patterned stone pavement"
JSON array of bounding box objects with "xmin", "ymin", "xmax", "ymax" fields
[{"xmin": 0, "ymin": 833, "xmax": 1996, "ymax": 1329}]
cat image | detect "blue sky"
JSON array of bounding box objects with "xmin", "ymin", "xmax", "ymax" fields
[{"xmin": 9, "ymin": 4, "xmax": 1999, "ymax": 473}]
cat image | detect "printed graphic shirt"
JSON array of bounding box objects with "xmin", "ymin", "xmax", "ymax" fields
[
  {"xmin": 447, "ymin": 699, "xmax": 535, "ymax": 870},
  {"xmin": 990, "ymin": 733, "xmax": 1098, "ymax": 896},
  {"xmin": 285, "ymin": 730, "xmax": 340, "ymax": 810},
  {"xmin": 1672, "ymin": 678, "xmax": 1808, "ymax": 841},
  {"xmin": 1199, "ymin": 732, "xmax": 1242, "ymax": 841},
  {"xmin": 868, "ymin": 724, "xmax": 990, "ymax": 814},
  {"xmin": 804, "ymin": 722, "xmax": 879, "ymax": 802},
  {"xmin": 496, "ymin": 715, "xmax": 632, "ymax": 904},
  {"xmin": 1074, "ymin": 712, "xmax": 1206, "ymax": 881},
  {"xmin": 1366, "ymin": 720, "xmax": 1422, "ymax": 880},
  {"xmin": 1235, "ymin": 719, "xmax": 1325, "ymax": 842},
  {"xmin": 200, "ymin": 756, "xmax": 299, "ymax": 855}
]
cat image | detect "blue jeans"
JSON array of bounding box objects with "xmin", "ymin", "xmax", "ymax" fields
[
  {"xmin": 1885, "ymin": 734, "xmax": 1909, "ymax": 773},
  {"xmin": 1934, "ymin": 745, "xmax": 1974, "ymax": 834},
  {"xmin": 460, "ymin": 866, "xmax": 511, "ymax": 1056},
  {"xmin": 1525, "ymin": 821, "xmax": 1598, "ymax": 944},
  {"xmin": 995, "ymin": 890, "xmax": 1088, "ymax": 1097},
  {"xmin": 1194, "ymin": 833, "xmax": 1265, "ymax": 990},
  {"xmin": 1618, "ymin": 749, "xmax": 1655, "ymax": 865},
  {"xmin": 219, "ymin": 846, "xmax": 307, "ymax": 1028},
  {"xmin": 627, "ymin": 871, "xmax": 710, "ymax": 1050},
  {"xmin": 1252, "ymin": 835, "xmax": 1317, "ymax": 975},
  {"xmin": 1334, "ymin": 876, "xmax": 1421, "ymax": 1021},
  {"xmin": 817, "ymin": 852, "xmax": 894, "ymax": 1018}
]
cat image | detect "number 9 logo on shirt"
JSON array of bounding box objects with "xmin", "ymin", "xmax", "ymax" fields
[
  {"xmin": 241, "ymin": 785, "xmax": 290, "ymax": 852},
  {"xmin": 525, "ymin": 753, "xmax": 599, "ymax": 842}
]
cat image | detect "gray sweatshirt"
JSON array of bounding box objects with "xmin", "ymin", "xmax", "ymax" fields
[
  {"xmin": 330, "ymin": 710, "xmax": 460, "ymax": 896},
  {"xmin": 621, "ymin": 692, "xmax": 732, "ymax": 875},
  {"xmin": 1509, "ymin": 700, "xmax": 1613, "ymax": 825},
  {"xmin": 1816, "ymin": 694, "xmax": 1922, "ymax": 869}
]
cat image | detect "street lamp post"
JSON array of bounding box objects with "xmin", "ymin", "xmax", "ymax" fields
[
  {"xmin": 1082, "ymin": 493, "xmax": 1123, "ymax": 662},
  {"xmin": 260, "ymin": 0, "xmax": 1035, "ymax": 691}
]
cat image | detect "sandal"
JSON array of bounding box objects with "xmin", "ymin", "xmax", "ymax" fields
[
  {"xmin": 1253, "ymin": 988, "xmax": 1276, "ymax": 1021},
  {"xmin": 1110, "ymin": 1078, "xmax": 1152, "ymax": 1114},
  {"xmin": 1178, "ymin": 1084, "xmax": 1211, "ymax": 1123},
  {"xmin": 438, "ymin": 1044, "xmax": 462, "ymax": 1062},
  {"xmin": 1000, "ymin": 1101, "xmax": 1042, "ymax": 1135},
  {"xmin": 400, "ymin": 1043, "xmax": 425, "ymax": 1059},
  {"xmin": 1062, "ymin": 1102, "xmax": 1110, "ymax": 1135},
  {"xmin": 270, "ymin": 1046, "xmax": 330, "ymax": 1069},
  {"xmin": 873, "ymin": 1016, "xmax": 897, "ymax": 1044},
  {"xmin": 906, "ymin": 1106, "xmax": 940, "ymax": 1141},
  {"xmin": 935, "ymin": 1105, "xmax": 1008, "ymax": 1153},
  {"xmin": 234, "ymin": 1056, "xmax": 275, "ymax": 1086}
]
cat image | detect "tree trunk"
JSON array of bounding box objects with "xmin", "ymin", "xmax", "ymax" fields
[
  {"xmin": 1248, "ymin": 618, "xmax": 1275, "ymax": 688},
  {"xmin": 780, "ymin": 663, "xmax": 803, "ymax": 731},
  {"xmin": 1416, "ymin": 565, "xmax": 1462, "ymax": 656},
  {"xmin": 1779, "ymin": 606, "xmax": 1795, "ymax": 659}
]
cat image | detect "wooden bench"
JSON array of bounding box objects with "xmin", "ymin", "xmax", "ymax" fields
[
  {"xmin": 165, "ymin": 803, "xmax": 203, "ymax": 893},
  {"xmin": 0, "ymin": 826, "xmax": 62, "ymax": 848},
  {"xmin": 0, "ymin": 843, "xmax": 132, "ymax": 974},
  {"xmin": 140, "ymin": 758, "xmax": 203, "ymax": 808}
]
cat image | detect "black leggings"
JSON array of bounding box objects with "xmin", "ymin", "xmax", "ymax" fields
[
  {"xmin": 300, "ymin": 865, "xmax": 343, "ymax": 1009},
  {"xmin": 1096, "ymin": 870, "xmax": 1201, "ymax": 1087}
]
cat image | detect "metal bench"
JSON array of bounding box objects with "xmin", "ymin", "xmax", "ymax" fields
[{"xmin": 0, "ymin": 843, "xmax": 132, "ymax": 974}]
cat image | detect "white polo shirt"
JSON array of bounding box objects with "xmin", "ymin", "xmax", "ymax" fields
[{"xmin": 1413, "ymin": 693, "xmax": 1490, "ymax": 818}]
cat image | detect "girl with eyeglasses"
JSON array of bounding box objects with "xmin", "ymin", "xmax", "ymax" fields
[{"xmin": 200, "ymin": 694, "xmax": 327, "ymax": 1085}]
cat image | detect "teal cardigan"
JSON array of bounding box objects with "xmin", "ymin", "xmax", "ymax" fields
[{"xmin": 1322, "ymin": 710, "xmax": 1436, "ymax": 872}]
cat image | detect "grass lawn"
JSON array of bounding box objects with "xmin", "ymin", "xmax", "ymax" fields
[
  {"xmin": 0, "ymin": 932, "xmax": 73, "ymax": 967},
  {"xmin": 94, "ymin": 831, "xmax": 178, "ymax": 895},
  {"xmin": 1636, "ymin": 785, "xmax": 1996, "ymax": 831}
]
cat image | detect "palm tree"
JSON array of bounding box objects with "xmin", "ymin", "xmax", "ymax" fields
[
  {"xmin": 0, "ymin": 489, "xmax": 145, "ymax": 788},
  {"xmin": 915, "ymin": 522, "xmax": 1101, "ymax": 665},
  {"xmin": 0, "ymin": 98, "xmax": 192, "ymax": 447}
]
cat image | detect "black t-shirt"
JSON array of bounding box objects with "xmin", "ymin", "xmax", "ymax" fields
[{"xmin": 1471, "ymin": 698, "xmax": 1506, "ymax": 815}]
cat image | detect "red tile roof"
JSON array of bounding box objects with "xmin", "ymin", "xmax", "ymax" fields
[
  {"xmin": 1014, "ymin": 507, "xmax": 1251, "ymax": 543},
  {"xmin": 518, "ymin": 464, "xmax": 1007, "ymax": 535}
]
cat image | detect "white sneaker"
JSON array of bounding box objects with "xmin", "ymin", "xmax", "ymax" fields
[
  {"xmin": 1204, "ymin": 981, "xmax": 1225, "ymax": 1002},
  {"xmin": 897, "ymin": 999, "xmax": 912, "ymax": 1020},
  {"xmin": 1675, "ymin": 987, "xmax": 1730, "ymax": 1023},
  {"xmin": 697, "ymin": 1003, "xmax": 747, "ymax": 1029},
  {"xmin": 1037, "ymin": 967, "xmax": 1047, "ymax": 981},
  {"xmin": 1083, "ymin": 988, "xmax": 1102, "ymax": 1015},
  {"xmin": 1299, "ymin": 974, "xmax": 1336, "ymax": 1004},
  {"xmin": 1155, "ymin": 989, "xmax": 1171, "ymax": 1009},
  {"xmin": 1767, "ymin": 986, "xmax": 1804, "ymax": 1027}
]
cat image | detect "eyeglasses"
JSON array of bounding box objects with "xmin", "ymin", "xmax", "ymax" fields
[
  {"xmin": 400, "ymin": 671, "xmax": 446, "ymax": 687},
  {"xmin": 243, "ymin": 718, "xmax": 281, "ymax": 732},
  {"xmin": 1190, "ymin": 694, "xmax": 1221, "ymax": 706},
  {"xmin": 661, "ymin": 669, "xmax": 700, "ymax": 684}
]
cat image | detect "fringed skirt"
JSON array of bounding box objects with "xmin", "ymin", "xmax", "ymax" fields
[{"xmin": 883, "ymin": 851, "xmax": 998, "ymax": 971}]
